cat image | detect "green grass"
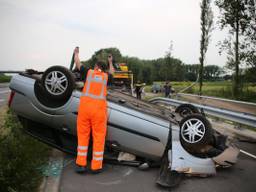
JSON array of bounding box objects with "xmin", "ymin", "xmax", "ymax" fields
[
  {"xmin": 0, "ymin": 74, "xmax": 11, "ymax": 83},
  {"xmin": 145, "ymin": 81, "xmax": 256, "ymax": 103},
  {"xmin": 0, "ymin": 109, "xmax": 50, "ymax": 192}
]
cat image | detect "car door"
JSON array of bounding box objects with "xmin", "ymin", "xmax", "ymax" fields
[
  {"xmin": 107, "ymin": 102, "xmax": 170, "ymax": 161},
  {"xmin": 52, "ymin": 91, "xmax": 112, "ymax": 154}
]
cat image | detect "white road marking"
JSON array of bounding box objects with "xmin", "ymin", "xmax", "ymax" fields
[
  {"xmin": 96, "ymin": 180, "xmax": 122, "ymax": 185},
  {"xmin": 123, "ymin": 168, "xmax": 133, "ymax": 177},
  {"xmin": 0, "ymin": 99, "xmax": 5, "ymax": 102},
  {"xmin": 0, "ymin": 90, "xmax": 10, "ymax": 94},
  {"xmin": 240, "ymin": 150, "xmax": 256, "ymax": 159}
]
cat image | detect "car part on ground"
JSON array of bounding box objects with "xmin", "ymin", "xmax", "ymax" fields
[
  {"xmin": 156, "ymin": 154, "xmax": 183, "ymax": 188},
  {"xmin": 212, "ymin": 146, "xmax": 239, "ymax": 167}
]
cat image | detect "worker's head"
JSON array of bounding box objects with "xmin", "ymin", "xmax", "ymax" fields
[
  {"xmin": 108, "ymin": 54, "xmax": 113, "ymax": 62},
  {"xmin": 107, "ymin": 54, "xmax": 115, "ymax": 65},
  {"xmin": 94, "ymin": 60, "xmax": 107, "ymax": 72}
]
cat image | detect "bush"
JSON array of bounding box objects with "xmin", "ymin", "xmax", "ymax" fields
[
  {"xmin": 0, "ymin": 74, "xmax": 11, "ymax": 83},
  {"xmin": 0, "ymin": 110, "xmax": 50, "ymax": 192}
]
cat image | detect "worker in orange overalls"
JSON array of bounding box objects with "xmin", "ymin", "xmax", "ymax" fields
[{"xmin": 75, "ymin": 60, "xmax": 108, "ymax": 174}]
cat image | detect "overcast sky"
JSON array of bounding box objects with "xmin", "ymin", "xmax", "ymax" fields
[{"xmin": 0, "ymin": 0, "xmax": 227, "ymax": 71}]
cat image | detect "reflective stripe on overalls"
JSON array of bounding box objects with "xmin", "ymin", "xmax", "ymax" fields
[{"xmin": 81, "ymin": 70, "xmax": 107, "ymax": 100}]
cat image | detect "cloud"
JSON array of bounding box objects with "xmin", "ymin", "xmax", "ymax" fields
[{"xmin": 0, "ymin": 0, "xmax": 227, "ymax": 71}]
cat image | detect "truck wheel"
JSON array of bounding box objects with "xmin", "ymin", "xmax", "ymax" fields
[
  {"xmin": 179, "ymin": 114, "xmax": 213, "ymax": 151},
  {"xmin": 41, "ymin": 66, "xmax": 75, "ymax": 101},
  {"xmin": 175, "ymin": 104, "xmax": 199, "ymax": 118}
]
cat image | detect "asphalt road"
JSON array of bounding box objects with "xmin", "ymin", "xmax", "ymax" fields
[
  {"xmin": 0, "ymin": 83, "xmax": 10, "ymax": 108},
  {"xmin": 60, "ymin": 140, "xmax": 256, "ymax": 192}
]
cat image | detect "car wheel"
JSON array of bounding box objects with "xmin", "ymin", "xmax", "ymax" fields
[
  {"xmin": 41, "ymin": 66, "xmax": 75, "ymax": 101},
  {"xmin": 175, "ymin": 104, "xmax": 199, "ymax": 118},
  {"xmin": 179, "ymin": 114, "xmax": 213, "ymax": 151}
]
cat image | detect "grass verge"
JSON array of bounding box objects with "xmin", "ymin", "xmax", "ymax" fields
[
  {"xmin": 0, "ymin": 109, "xmax": 50, "ymax": 192},
  {"xmin": 0, "ymin": 74, "xmax": 11, "ymax": 83},
  {"xmin": 145, "ymin": 81, "xmax": 256, "ymax": 103}
]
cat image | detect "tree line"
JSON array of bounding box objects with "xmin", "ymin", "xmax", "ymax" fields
[{"xmin": 81, "ymin": 47, "xmax": 224, "ymax": 84}]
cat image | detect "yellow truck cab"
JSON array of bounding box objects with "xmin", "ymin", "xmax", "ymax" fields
[{"xmin": 113, "ymin": 63, "xmax": 133, "ymax": 90}]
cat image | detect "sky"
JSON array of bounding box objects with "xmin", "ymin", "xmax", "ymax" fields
[{"xmin": 0, "ymin": 0, "xmax": 227, "ymax": 71}]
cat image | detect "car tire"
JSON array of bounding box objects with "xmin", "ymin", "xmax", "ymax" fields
[
  {"xmin": 175, "ymin": 104, "xmax": 199, "ymax": 118},
  {"xmin": 179, "ymin": 114, "xmax": 214, "ymax": 152},
  {"xmin": 41, "ymin": 66, "xmax": 75, "ymax": 101}
]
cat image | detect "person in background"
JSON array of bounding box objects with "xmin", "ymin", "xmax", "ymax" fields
[
  {"xmin": 135, "ymin": 81, "xmax": 144, "ymax": 100},
  {"xmin": 164, "ymin": 81, "xmax": 172, "ymax": 98},
  {"xmin": 75, "ymin": 60, "xmax": 108, "ymax": 174}
]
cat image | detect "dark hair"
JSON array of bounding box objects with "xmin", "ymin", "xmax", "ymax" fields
[{"xmin": 96, "ymin": 60, "xmax": 107, "ymax": 72}]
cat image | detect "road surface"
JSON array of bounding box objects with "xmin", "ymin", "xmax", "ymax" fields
[{"xmin": 60, "ymin": 138, "xmax": 256, "ymax": 192}]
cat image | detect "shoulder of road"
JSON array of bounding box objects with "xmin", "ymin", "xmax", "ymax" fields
[{"xmin": 211, "ymin": 119, "xmax": 256, "ymax": 142}]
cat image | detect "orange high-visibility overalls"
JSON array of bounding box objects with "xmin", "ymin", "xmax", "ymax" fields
[{"xmin": 76, "ymin": 69, "xmax": 108, "ymax": 170}]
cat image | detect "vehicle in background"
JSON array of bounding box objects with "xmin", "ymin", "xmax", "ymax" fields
[
  {"xmin": 151, "ymin": 83, "xmax": 162, "ymax": 93},
  {"xmin": 112, "ymin": 63, "xmax": 133, "ymax": 89}
]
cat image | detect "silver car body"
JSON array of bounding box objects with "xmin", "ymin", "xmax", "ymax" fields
[
  {"xmin": 9, "ymin": 74, "xmax": 239, "ymax": 175},
  {"xmin": 10, "ymin": 74, "xmax": 170, "ymax": 160}
]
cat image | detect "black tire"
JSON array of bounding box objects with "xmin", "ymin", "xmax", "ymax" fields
[
  {"xmin": 175, "ymin": 104, "xmax": 199, "ymax": 118},
  {"xmin": 41, "ymin": 66, "xmax": 75, "ymax": 101},
  {"xmin": 179, "ymin": 114, "xmax": 214, "ymax": 152}
]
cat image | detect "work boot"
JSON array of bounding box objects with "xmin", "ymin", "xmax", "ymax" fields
[
  {"xmin": 75, "ymin": 165, "xmax": 87, "ymax": 174},
  {"xmin": 90, "ymin": 168, "xmax": 103, "ymax": 174}
]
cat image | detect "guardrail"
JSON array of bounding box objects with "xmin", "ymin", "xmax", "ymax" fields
[
  {"xmin": 149, "ymin": 97, "xmax": 256, "ymax": 128},
  {"xmin": 176, "ymin": 93, "xmax": 256, "ymax": 107}
]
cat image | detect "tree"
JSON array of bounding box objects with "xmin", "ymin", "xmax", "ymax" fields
[
  {"xmin": 84, "ymin": 47, "xmax": 122, "ymax": 68},
  {"xmin": 184, "ymin": 64, "xmax": 200, "ymax": 81},
  {"xmin": 140, "ymin": 66, "xmax": 152, "ymax": 84},
  {"xmin": 204, "ymin": 65, "xmax": 224, "ymax": 80},
  {"xmin": 215, "ymin": 0, "xmax": 254, "ymax": 97},
  {"xmin": 199, "ymin": 0, "xmax": 214, "ymax": 94},
  {"xmin": 241, "ymin": 0, "xmax": 256, "ymax": 68},
  {"xmin": 164, "ymin": 41, "xmax": 174, "ymax": 81},
  {"xmin": 81, "ymin": 47, "xmax": 186, "ymax": 83}
]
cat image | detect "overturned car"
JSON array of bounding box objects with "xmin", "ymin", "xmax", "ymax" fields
[{"xmin": 8, "ymin": 65, "xmax": 239, "ymax": 187}]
